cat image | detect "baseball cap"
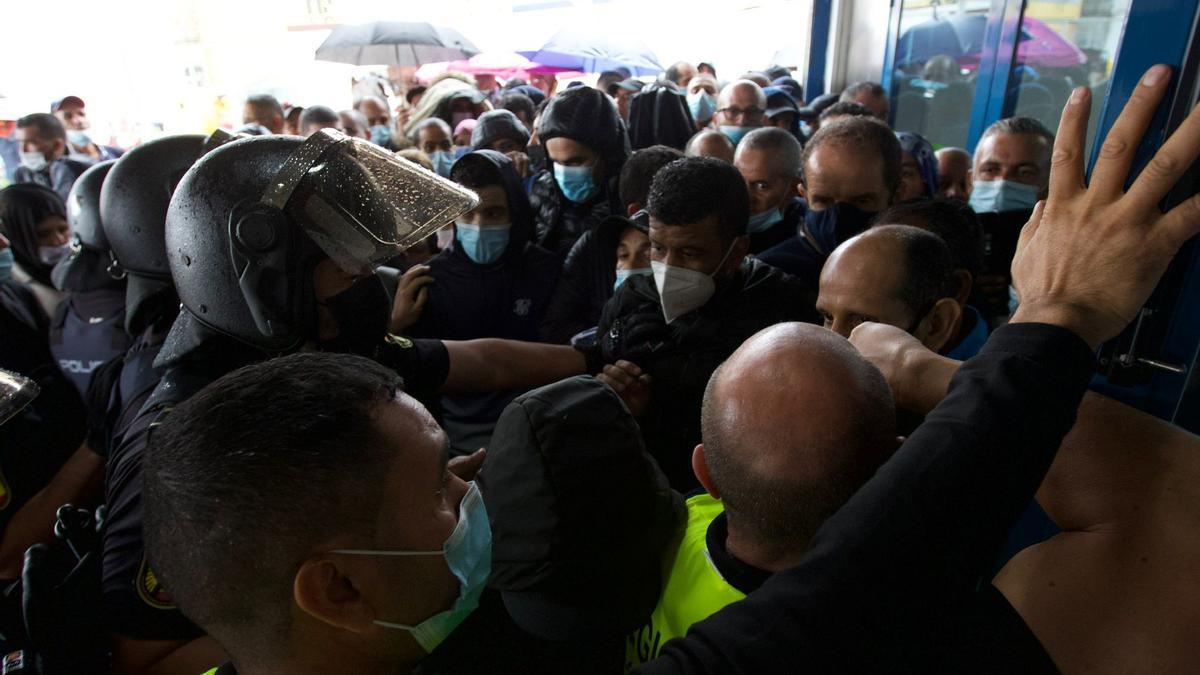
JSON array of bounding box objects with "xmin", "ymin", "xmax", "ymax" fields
[
  {"xmin": 50, "ymin": 96, "xmax": 86, "ymax": 113},
  {"xmin": 607, "ymin": 78, "xmax": 646, "ymax": 97},
  {"xmin": 480, "ymin": 376, "xmax": 684, "ymax": 641}
]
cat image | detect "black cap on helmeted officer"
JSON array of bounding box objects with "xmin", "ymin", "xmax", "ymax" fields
[
  {"xmin": 51, "ymin": 159, "xmax": 122, "ymax": 293},
  {"xmin": 164, "ymin": 128, "xmax": 479, "ymax": 353}
]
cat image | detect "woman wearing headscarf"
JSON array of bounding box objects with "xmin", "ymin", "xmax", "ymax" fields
[
  {"xmin": 896, "ymin": 131, "xmax": 939, "ymax": 202},
  {"xmin": 0, "ymin": 183, "xmax": 70, "ymax": 319}
]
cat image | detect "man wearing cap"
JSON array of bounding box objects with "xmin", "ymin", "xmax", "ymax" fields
[
  {"xmin": 762, "ymin": 87, "xmax": 802, "ymax": 141},
  {"xmin": 608, "ymin": 79, "xmax": 645, "ymax": 123},
  {"xmin": 52, "ymin": 96, "xmax": 123, "ymax": 162},
  {"xmin": 12, "ymin": 113, "xmax": 92, "ymax": 202}
]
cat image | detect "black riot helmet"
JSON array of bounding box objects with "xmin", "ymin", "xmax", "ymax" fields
[
  {"xmin": 51, "ymin": 159, "xmax": 120, "ymax": 292},
  {"xmin": 165, "ymin": 129, "xmax": 478, "ymax": 351},
  {"xmin": 100, "ymin": 134, "xmax": 206, "ymax": 332}
]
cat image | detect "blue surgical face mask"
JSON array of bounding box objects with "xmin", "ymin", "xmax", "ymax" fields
[
  {"xmin": 0, "ymin": 249, "xmax": 13, "ymax": 282},
  {"xmin": 968, "ymin": 179, "xmax": 1040, "ymax": 213},
  {"xmin": 746, "ymin": 206, "xmax": 784, "ymax": 234},
  {"xmin": 719, "ymin": 125, "xmax": 754, "ymax": 147},
  {"xmin": 369, "ymin": 124, "xmax": 394, "ymax": 148},
  {"xmin": 455, "ymin": 221, "xmax": 510, "ymax": 265},
  {"xmin": 687, "ymin": 91, "xmax": 717, "ymax": 123},
  {"xmin": 804, "ymin": 202, "xmax": 879, "ymax": 254},
  {"xmin": 431, "ymin": 150, "xmax": 456, "ymax": 178},
  {"xmin": 553, "ymin": 163, "xmax": 600, "ymax": 203},
  {"xmin": 331, "ymin": 482, "xmax": 491, "ymax": 654},
  {"xmin": 613, "ymin": 266, "xmax": 652, "ymax": 292},
  {"xmin": 66, "ymin": 129, "xmax": 92, "ymax": 148}
]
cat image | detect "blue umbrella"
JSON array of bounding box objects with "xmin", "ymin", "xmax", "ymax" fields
[
  {"xmin": 896, "ymin": 19, "xmax": 968, "ymax": 67},
  {"xmin": 519, "ymin": 28, "xmax": 663, "ymax": 76},
  {"xmin": 316, "ymin": 21, "xmax": 480, "ymax": 66}
]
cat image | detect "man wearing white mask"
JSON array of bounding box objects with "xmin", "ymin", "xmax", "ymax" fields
[
  {"xmin": 968, "ymin": 117, "xmax": 1053, "ymax": 214},
  {"xmin": 592, "ymin": 157, "xmax": 818, "ymax": 490},
  {"xmin": 12, "ymin": 113, "xmax": 92, "ymax": 202}
]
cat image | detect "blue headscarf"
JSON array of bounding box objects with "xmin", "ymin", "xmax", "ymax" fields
[{"xmin": 896, "ymin": 131, "xmax": 938, "ymax": 199}]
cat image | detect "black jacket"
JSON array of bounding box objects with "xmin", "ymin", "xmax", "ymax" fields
[
  {"xmin": 529, "ymin": 170, "xmax": 623, "ymax": 259},
  {"xmin": 411, "ymin": 150, "xmax": 561, "ymax": 452},
  {"xmin": 634, "ymin": 324, "xmax": 1092, "ymax": 673},
  {"xmin": 596, "ymin": 257, "xmax": 819, "ymax": 490},
  {"xmin": 539, "ymin": 214, "xmax": 634, "ymax": 344}
]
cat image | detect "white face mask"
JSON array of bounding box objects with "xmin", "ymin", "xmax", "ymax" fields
[
  {"xmin": 651, "ymin": 242, "xmax": 738, "ymax": 323},
  {"xmin": 19, "ymin": 151, "xmax": 47, "ymax": 172}
]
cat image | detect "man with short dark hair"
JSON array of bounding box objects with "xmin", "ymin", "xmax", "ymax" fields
[
  {"xmin": 969, "ymin": 117, "xmax": 1054, "ymax": 213},
  {"xmin": 298, "ymin": 105, "xmax": 342, "ymax": 137},
  {"xmin": 356, "ymin": 95, "xmax": 395, "ymax": 148},
  {"xmin": 757, "ymin": 116, "xmax": 902, "ymax": 290},
  {"xmin": 243, "ymin": 94, "xmax": 285, "ymax": 134},
  {"xmin": 817, "ymin": 225, "xmax": 963, "ymax": 355},
  {"xmin": 839, "ymin": 81, "xmax": 890, "ymax": 121},
  {"xmin": 52, "ymin": 95, "xmax": 124, "ymax": 161},
  {"xmin": 13, "ymin": 113, "xmax": 91, "ymax": 201},
  {"xmin": 592, "ymin": 157, "xmax": 818, "ymax": 489},
  {"xmin": 626, "ymin": 322, "xmax": 897, "ymax": 667},
  {"xmin": 818, "ymin": 100, "xmax": 875, "ymax": 125},
  {"xmin": 733, "ymin": 127, "xmax": 804, "ymax": 253},
  {"xmin": 497, "ymin": 92, "xmax": 536, "ymax": 129},
  {"xmin": 712, "ymin": 80, "xmax": 767, "ymax": 148},
  {"xmin": 873, "ymin": 198, "xmax": 989, "ymax": 359}
]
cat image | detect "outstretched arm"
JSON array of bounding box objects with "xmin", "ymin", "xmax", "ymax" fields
[{"xmin": 440, "ymin": 340, "xmax": 586, "ymax": 394}]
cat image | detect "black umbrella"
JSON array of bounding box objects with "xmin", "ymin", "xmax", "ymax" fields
[{"xmin": 315, "ymin": 21, "xmax": 480, "ymax": 66}]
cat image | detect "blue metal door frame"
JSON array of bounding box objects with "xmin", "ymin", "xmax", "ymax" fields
[{"xmin": 806, "ymin": 0, "xmax": 835, "ymax": 100}]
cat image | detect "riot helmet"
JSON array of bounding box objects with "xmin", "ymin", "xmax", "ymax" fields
[
  {"xmin": 52, "ymin": 159, "xmax": 120, "ymax": 292},
  {"xmin": 166, "ymin": 129, "xmax": 478, "ymax": 351}
]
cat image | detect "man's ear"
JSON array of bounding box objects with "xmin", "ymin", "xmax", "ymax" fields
[
  {"xmin": 626, "ymin": 202, "xmax": 642, "ymax": 218},
  {"xmin": 921, "ymin": 298, "xmax": 962, "ymax": 354},
  {"xmin": 294, "ymin": 556, "xmax": 376, "ymax": 634},
  {"xmin": 953, "ymin": 270, "xmax": 973, "ymax": 306},
  {"xmin": 797, "ymin": 181, "xmax": 807, "ymax": 201},
  {"xmin": 51, "ymin": 138, "xmax": 66, "ymax": 160},
  {"xmin": 692, "ymin": 445, "xmax": 720, "ymax": 499}
]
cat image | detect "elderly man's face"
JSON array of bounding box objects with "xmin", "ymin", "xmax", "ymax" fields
[
  {"xmin": 418, "ymin": 126, "xmax": 452, "ymax": 156},
  {"xmin": 735, "ymin": 146, "xmax": 798, "ymax": 216},
  {"xmin": 715, "ymin": 84, "xmax": 766, "ymax": 129},
  {"xmin": 803, "ymin": 143, "xmax": 893, "ymax": 213},
  {"xmin": 360, "ymin": 98, "xmax": 391, "ymax": 127},
  {"xmin": 817, "ymin": 236, "xmax": 914, "ymax": 338}
]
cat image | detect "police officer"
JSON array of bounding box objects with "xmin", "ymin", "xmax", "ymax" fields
[
  {"xmin": 47, "ymin": 160, "xmax": 130, "ymax": 398},
  {"xmin": 102, "ymin": 131, "xmax": 590, "ymax": 673}
]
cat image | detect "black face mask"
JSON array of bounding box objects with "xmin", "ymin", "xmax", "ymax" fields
[
  {"xmin": 319, "ymin": 275, "xmax": 390, "ymax": 357},
  {"xmin": 803, "ymin": 202, "xmax": 880, "ymax": 255}
]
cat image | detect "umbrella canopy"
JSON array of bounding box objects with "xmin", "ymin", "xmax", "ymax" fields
[
  {"xmin": 519, "ymin": 28, "xmax": 663, "ymax": 76},
  {"xmin": 414, "ymin": 52, "xmax": 582, "ymax": 82},
  {"xmin": 315, "ymin": 21, "xmax": 480, "ymax": 66},
  {"xmin": 897, "ymin": 15, "xmax": 1085, "ymax": 70}
]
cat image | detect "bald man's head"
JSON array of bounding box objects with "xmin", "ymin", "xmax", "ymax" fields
[
  {"xmin": 817, "ymin": 225, "xmax": 961, "ymax": 352},
  {"xmin": 714, "ymin": 80, "xmax": 768, "ymax": 130},
  {"xmin": 698, "ymin": 323, "xmax": 896, "ymax": 570},
  {"xmin": 686, "ymin": 129, "xmax": 736, "ymax": 163}
]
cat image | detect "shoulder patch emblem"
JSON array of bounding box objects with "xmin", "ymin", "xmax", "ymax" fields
[{"xmin": 136, "ymin": 556, "xmax": 177, "ymax": 610}]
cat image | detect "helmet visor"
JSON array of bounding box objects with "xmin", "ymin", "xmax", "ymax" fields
[
  {"xmin": 0, "ymin": 368, "xmax": 40, "ymax": 427},
  {"xmin": 263, "ymin": 129, "xmax": 479, "ymax": 275}
]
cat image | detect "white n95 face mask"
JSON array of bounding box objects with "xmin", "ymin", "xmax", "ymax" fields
[{"xmin": 652, "ymin": 242, "xmax": 737, "ymax": 323}]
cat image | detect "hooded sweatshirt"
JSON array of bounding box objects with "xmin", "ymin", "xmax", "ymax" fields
[
  {"xmin": 530, "ymin": 87, "xmax": 630, "ymax": 257},
  {"xmin": 470, "ymin": 110, "xmax": 531, "ymax": 151},
  {"xmin": 410, "ymin": 150, "xmax": 561, "ymax": 452}
]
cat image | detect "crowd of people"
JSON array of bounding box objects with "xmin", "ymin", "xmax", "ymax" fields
[{"xmin": 0, "ymin": 56, "xmax": 1199, "ymax": 674}]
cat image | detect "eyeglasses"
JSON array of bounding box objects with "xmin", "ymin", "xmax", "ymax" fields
[{"xmin": 717, "ymin": 107, "xmax": 765, "ymax": 122}]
